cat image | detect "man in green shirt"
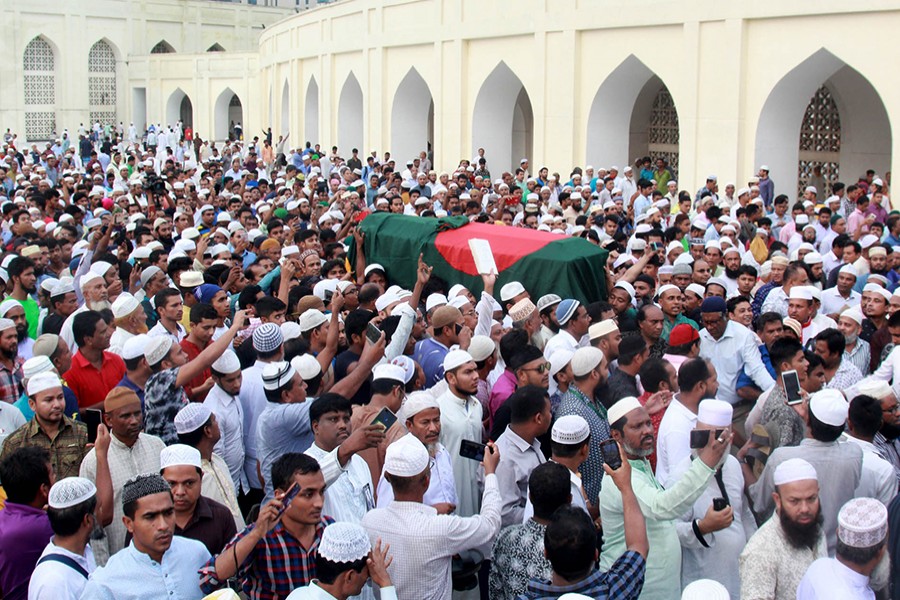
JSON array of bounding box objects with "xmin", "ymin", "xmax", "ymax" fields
[{"xmin": 6, "ymin": 256, "xmax": 39, "ymax": 339}]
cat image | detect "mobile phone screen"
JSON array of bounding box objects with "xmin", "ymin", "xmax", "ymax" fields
[
  {"xmin": 275, "ymin": 482, "xmax": 300, "ymax": 519},
  {"xmin": 600, "ymin": 439, "xmax": 622, "ymax": 470},
  {"xmin": 85, "ymin": 409, "xmax": 103, "ymax": 444},
  {"xmin": 366, "ymin": 322, "xmax": 381, "ymax": 344},
  {"xmin": 782, "ymin": 370, "xmax": 803, "ymax": 405},
  {"xmin": 371, "ymin": 406, "xmax": 397, "ymax": 431},
  {"xmin": 459, "ymin": 439, "xmax": 487, "ymax": 461}
]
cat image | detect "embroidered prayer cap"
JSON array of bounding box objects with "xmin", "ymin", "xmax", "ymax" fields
[
  {"xmin": 782, "ymin": 318, "xmax": 802, "ymax": 338},
  {"xmin": 788, "ymin": 286, "xmax": 814, "ymax": 301},
  {"xmin": 443, "ymin": 349, "xmax": 474, "ymax": 373},
  {"xmin": 389, "ymin": 355, "xmax": 416, "ymax": 384},
  {"xmin": 607, "ymin": 396, "xmax": 642, "ymax": 426},
  {"xmin": 160, "ymin": 444, "xmax": 202, "ymax": 470},
  {"xmin": 174, "ymin": 402, "xmax": 212, "ymax": 434},
  {"xmin": 773, "ymin": 457, "xmax": 818, "ymax": 485},
  {"xmin": 854, "ymin": 379, "xmax": 893, "ymax": 400},
  {"xmin": 536, "ymin": 294, "xmax": 562, "ymax": 313},
  {"xmin": 253, "ymin": 322, "xmax": 284, "ymax": 352},
  {"xmin": 179, "ymin": 270, "xmax": 204, "ymax": 288},
  {"xmin": 298, "ymin": 309, "xmax": 328, "ymax": 333},
  {"xmin": 364, "ymin": 263, "xmax": 386, "ymax": 278},
  {"xmin": 319, "ymin": 521, "xmax": 372, "ymax": 564},
  {"xmin": 556, "ymin": 299, "xmax": 580, "ymax": 326},
  {"xmin": 112, "ymin": 293, "xmax": 140, "ymax": 319},
  {"xmin": 140, "ymin": 266, "xmax": 162, "ymax": 287},
  {"xmin": 837, "ymin": 497, "xmax": 888, "ymax": 548},
  {"xmin": 448, "ymin": 296, "xmax": 469, "ymax": 310},
  {"xmin": 145, "ymin": 336, "xmax": 173, "ymax": 366},
  {"xmin": 27, "ymin": 372, "xmax": 62, "ymax": 396},
  {"xmin": 809, "ymin": 388, "xmax": 848, "ymax": 427},
  {"xmin": 508, "ymin": 299, "xmax": 536, "ymax": 322},
  {"xmin": 48, "ymin": 477, "xmax": 97, "ymax": 510},
  {"xmin": 291, "ymin": 354, "xmax": 322, "ymax": 381},
  {"xmin": 212, "ymin": 349, "xmax": 241, "ymax": 374},
  {"xmin": 121, "ymin": 473, "xmax": 171, "ymax": 508},
  {"xmin": 697, "ymin": 399, "xmax": 733, "ymax": 427},
  {"xmin": 673, "ymin": 263, "xmax": 693, "ymax": 278},
  {"xmin": 51, "ymin": 278, "xmax": 75, "ymax": 298},
  {"xmin": 384, "ymin": 433, "xmax": 430, "ymax": 477},
  {"xmin": 466, "ymin": 336, "xmax": 495, "ymax": 363},
  {"xmin": 552, "ymin": 415, "xmax": 590, "ymax": 445},
  {"xmin": 588, "ymin": 319, "xmax": 618, "ymax": 340},
  {"xmin": 499, "ymin": 281, "xmax": 527, "ymax": 302},
  {"xmin": 262, "ymin": 361, "xmax": 296, "ymax": 391}
]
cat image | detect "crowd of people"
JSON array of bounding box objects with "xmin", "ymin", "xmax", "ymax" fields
[{"xmin": 1, "ymin": 120, "xmax": 900, "ymax": 600}]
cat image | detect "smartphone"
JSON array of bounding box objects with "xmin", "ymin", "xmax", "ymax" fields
[
  {"xmin": 371, "ymin": 406, "xmax": 398, "ymax": 431},
  {"xmin": 689, "ymin": 428, "xmax": 727, "ymax": 449},
  {"xmin": 275, "ymin": 482, "xmax": 300, "ymax": 519},
  {"xmin": 782, "ymin": 369, "xmax": 803, "ymax": 405},
  {"xmin": 84, "ymin": 408, "xmax": 103, "ymax": 444},
  {"xmin": 459, "ymin": 439, "xmax": 487, "ymax": 461},
  {"xmin": 650, "ymin": 242, "xmax": 662, "ymax": 251},
  {"xmin": 599, "ymin": 438, "xmax": 622, "ymax": 470},
  {"xmin": 713, "ymin": 497, "xmax": 729, "ymax": 511},
  {"xmin": 366, "ymin": 322, "xmax": 381, "ymax": 344},
  {"xmin": 323, "ymin": 289, "xmax": 334, "ymax": 304}
]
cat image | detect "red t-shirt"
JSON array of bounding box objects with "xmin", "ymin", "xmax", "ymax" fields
[
  {"xmin": 180, "ymin": 339, "xmax": 210, "ymax": 402},
  {"xmin": 64, "ymin": 351, "xmax": 126, "ymax": 409}
]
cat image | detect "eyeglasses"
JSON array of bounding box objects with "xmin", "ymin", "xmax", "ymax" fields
[{"xmin": 522, "ymin": 362, "xmax": 552, "ymax": 374}]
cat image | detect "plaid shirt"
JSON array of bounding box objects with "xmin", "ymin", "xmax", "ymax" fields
[
  {"xmin": 199, "ymin": 517, "xmax": 334, "ymax": 600},
  {"xmin": 0, "ymin": 415, "xmax": 88, "ymax": 479},
  {"xmin": 0, "ymin": 357, "xmax": 24, "ymax": 405},
  {"xmin": 518, "ymin": 551, "xmax": 646, "ymax": 600}
]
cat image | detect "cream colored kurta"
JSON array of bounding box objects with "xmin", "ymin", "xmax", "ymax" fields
[{"xmin": 437, "ymin": 388, "xmax": 484, "ymax": 518}]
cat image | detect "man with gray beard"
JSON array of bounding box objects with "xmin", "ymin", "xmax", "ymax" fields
[
  {"xmin": 59, "ymin": 272, "xmax": 110, "ymax": 353},
  {"xmin": 376, "ymin": 392, "xmax": 458, "ymax": 514}
]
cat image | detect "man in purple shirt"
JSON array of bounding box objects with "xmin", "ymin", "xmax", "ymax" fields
[{"xmin": 0, "ymin": 446, "xmax": 55, "ymax": 600}]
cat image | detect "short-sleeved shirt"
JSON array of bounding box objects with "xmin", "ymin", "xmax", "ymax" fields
[
  {"xmin": 180, "ymin": 339, "xmax": 211, "ymax": 402},
  {"xmin": 0, "ymin": 502, "xmax": 54, "ymax": 600},
  {"xmin": 0, "ymin": 416, "xmax": 87, "ymax": 480},
  {"xmin": 144, "ymin": 367, "xmax": 188, "ymax": 445},
  {"xmin": 63, "ymin": 350, "xmax": 126, "ymax": 409}
]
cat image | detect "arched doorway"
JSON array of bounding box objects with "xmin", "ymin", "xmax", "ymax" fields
[
  {"xmin": 23, "ymin": 36, "xmax": 57, "ymax": 141},
  {"xmin": 215, "ymin": 89, "xmax": 243, "ymax": 141},
  {"xmin": 391, "ymin": 68, "xmax": 434, "ymax": 167},
  {"xmin": 586, "ymin": 55, "xmax": 680, "ymax": 179},
  {"xmin": 471, "ymin": 62, "xmax": 533, "ymax": 174},
  {"xmin": 166, "ymin": 88, "xmax": 192, "ymax": 129},
  {"xmin": 281, "ymin": 81, "xmax": 290, "ymax": 137},
  {"xmin": 88, "ymin": 40, "xmax": 117, "ymax": 128},
  {"xmin": 305, "ymin": 77, "xmax": 319, "ymax": 146},
  {"xmin": 755, "ymin": 48, "xmax": 891, "ymax": 200},
  {"xmin": 338, "ymin": 73, "xmax": 363, "ymax": 155},
  {"xmin": 150, "ymin": 40, "xmax": 175, "ymax": 54}
]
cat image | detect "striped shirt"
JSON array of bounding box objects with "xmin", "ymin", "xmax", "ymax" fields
[{"xmin": 517, "ymin": 552, "xmax": 646, "ymax": 600}]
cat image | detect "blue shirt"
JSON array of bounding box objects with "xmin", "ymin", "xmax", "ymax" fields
[
  {"xmin": 256, "ymin": 401, "xmax": 313, "ymax": 503},
  {"xmin": 518, "ymin": 552, "xmax": 646, "ymax": 600},
  {"xmin": 79, "ymin": 537, "xmax": 211, "ymax": 600},
  {"xmin": 413, "ymin": 337, "xmax": 450, "ymax": 388},
  {"xmin": 735, "ymin": 344, "xmax": 776, "ymax": 391},
  {"xmin": 117, "ymin": 375, "xmax": 146, "ymax": 411}
]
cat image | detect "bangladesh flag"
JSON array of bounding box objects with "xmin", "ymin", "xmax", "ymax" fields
[{"xmin": 350, "ymin": 213, "xmax": 609, "ymax": 303}]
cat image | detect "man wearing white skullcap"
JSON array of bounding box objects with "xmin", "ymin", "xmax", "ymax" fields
[
  {"xmin": 748, "ymin": 388, "xmax": 863, "ymax": 555},
  {"xmin": 435, "ymin": 349, "xmax": 484, "ymax": 518},
  {"xmin": 377, "ymin": 394, "xmax": 458, "ymax": 512},
  {"xmin": 820, "ymin": 265, "xmax": 861, "ymax": 318},
  {"xmin": 599, "ymin": 396, "xmax": 731, "ymax": 600},
  {"xmin": 361, "ymin": 434, "xmax": 502, "ymax": 600},
  {"xmin": 28, "ymin": 477, "xmax": 99, "ymax": 599},
  {"xmin": 0, "ymin": 371, "xmax": 87, "ymax": 480},
  {"xmin": 797, "ymin": 497, "xmax": 887, "ymax": 600},
  {"xmin": 668, "ymin": 399, "xmax": 755, "ymax": 598},
  {"xmin": 0, "ymin": 317, "xmax": 23, "ymax": 405},
  {"xmin": 740, "ymin": 457, "xmax": 826, "ymax": 600},
  {"xmin": 0, "ymin": 299, "xmax": 33, "ymax": 360},
  {"xmin": 203, "ymin": 349, "xmax": 247, "ymax": 495},
  {"xmin": 285, "ymin": 522, "xmax": 397, "ymax": 600}
]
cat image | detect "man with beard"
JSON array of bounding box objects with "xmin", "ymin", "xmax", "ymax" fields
[
  {"xmin": 153, "ymin": 217, "xmax": 175, "ymax": 251},
  {"xmin": 377, "ymin": 393, "xmax": 458, "ymax": 513},
  {"xmin": 41, "ymin": 279, "xmax": 78, "ymax": 337},
  {"xmin": 63, "ymin": 311, "xmax": 125, "ymax": 410},
  {"xmin": 856, "ymin": 245, "xmax": 890, "ymax": 292},
  {"xmin": 0, "ymin": 317, "xmax": 24, "ymax": 405},
  {"xmin": 0, "ymin": 301, "xmax": 32, "ymax": 360},
  {"xmin": 657, "ymin": 285, "xmax": 696, "ymax": 345},
  {"xmin": 109, "ymin": 293, "xmax": 148, "ymax": 355},
  {"xmin": 6, "ymin": 256, "xmax": 39, "ymax": 339},
  {"xmin": 720, "ymin": 247, "xmax": 742, "ymax": 296},
  {"xmin": 739, "ymin": 458, "xmax": 826, "ymax": 600},
  {"xmin": 60, "ymin": 272, "xmax": 109, "ymax": 353},
  {"xmin": 655, "ymin": 358, "xmax": 718, "ymax": 486},
  {"xmin": 599, "ymin": 396, "xmax": 731, "ymax": 600},
  {"xmin": 747, "ymin": 389, "xmax": 862, "ymax": 554},
  {"xmin": 536, "ymin": 294, "xmax": 561, "ymax": 349}
]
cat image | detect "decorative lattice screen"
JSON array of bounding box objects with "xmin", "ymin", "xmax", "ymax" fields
[
  {"xmin": 23, "ymin": 37, "xmax": 56, "ymax": 140},
  {"xmin": 798, "ymin": 85, "xmax": 841, "ymax": 197},
  {"xmin": 88, "ymin": 41, "xmax": 116, "ymax": 127},
  {"xmin": 647, "ymin": 87, "xmax": 679, "ymax": 179}
]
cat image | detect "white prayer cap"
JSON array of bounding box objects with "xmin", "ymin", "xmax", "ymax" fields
[
  {"xmin": 117, "ymin": 334, "xmax": 146, "ymax": 361},
  {"xmin": 614, "ymin": 280, "xmax": 635, "ymax": 300},
  {"xmin": 182, "ymin": 227, "xmax": 201, "ymax": 240},
  {"xmin": 298, "ymin": 309, "xmax": 328, "ymax": 333},
  {"xmin": 838, "ymin": 264, "xmax": 858, "ymax": 278},
  {"xmin": 854, "ymin": 379, "xmax": 893, "ymax": 400},
  {"xmin": 794, "ymin": 214, "xmax": 809, "ymax": 226},
  {"xmin": 318, "ymin": 522, "xmax": 372, "ymax": 564},
  {"xmin": 51, "ymin": 279, "xmax": 75, "ymax": 298},
  {"xmin": 697, "ymin": 400, "xmax": 733, "ymax": 428},
  {"xmin": 145, "ymin": 336, "xmax": 173, "ymax": 366},
  {"xmin": 805, "ymin": 186, "xmax": 817, "ymax": 195},
  {"xmin": 840, "ymin": 307, "xmax": 864, "ymax": 326},
  {"xmin": 548, "ymin": 349, "xmax": 574, "ymax": 379},
  {"xmin": 674, "ymin": 253, "xmax": 694, "ymax": 268},
  {"xmin": 212, "ymin": 349, "xmax": 241, "ymax": 374},
  {"xmin": 809, "ymin": 389, "xmax": 848, "ymax": 427},
  {"xmin": 0, "ymin": 299, "xmax": 21, "ymax": 318},
  {"xmin": 262, "ymin": 361, "xmax": 296, "ymax": 391},
  {"xmin": 23, "ymin": 355, "xmax": 54, "ymax": 381},
  {"xmin": 704, "ymin": 239, "xmax": 721, "ymax": 251},
  {"xmin": 448, "ymin": 296, "xmax": 469, "ymax": 310},
  {"xmin": 111, "ymin": 293, "xmax": 140, "ymax": 319},
  {"xmin": 48, "ymin": 477, "xmax": 97, "ymax": 510},
  {"xmin": 681, "ymin": 579, "xmax": 730, "ymax": 600},
  {"xmin": 174, "ymin": 402, "xmax": 212, "ymax": 434},
  {"xmin": 802, "ymin": 252, "xmax": 823, "ymax": 265},
  {"xmin": 399, "ymin": 391, "xmax": 440, "ymax": 422},
  {"xmin": 160, "ymin": 444, "xmax": 202, "ymax": 470},
  {"xmin": 774, "ymin": 457, "xmax": 818, "ymax": 485},
  {"xmin": 721, "ymin": 243, "xmax": 739, "ymax": 254},
  {"xmin": 443, "ymin": 349, "xmax": 474, "ymax": 372},
  {"xmin": 864, "ymin": 283, "xmax": 892, "ymax": 302},
  {"xmin": 869, "ymin": 246, "xmax": 887, "ymax": 258},
  {"xmin": 425, "ymin": 293, "xmax": 448, "ymax": 312},
  {"xmin": 657, "ymin": 284, "xmax": 680, "ymax": 298},
  {"xmin": 552, "ymin": 414, "xmax": 590, "ymax": 445},
  {"xmin": 589, "ymin": 319, "xmax": 618, "ymax": 340},
  {"xmin": 608, "ymin": 396, "xmax": 642, "ymax": 425},
  {"xmin": 27, "ymin": 372, "xmax": 62, "ymax": 396},
  {"xmin": 280, "ymin": 321, "xmax": 302, "ymax": 342},
  {"xmin": 570, "ymin": 347, "xmax": 604, "ymax": 378},
  {"xmin": 788, "ymin": 286, "xmax": 813, "ymax": 301},
  {"xmin": 384, "ymin": 433, "xmax": 430, "ymax": 477},
  {"xmin": 373, "ymin": 363, "xmax": 406, "ymax": 384},
  {"xmin": 860, "ymin": 234, "xmax": 879, "ymax": 249},
  {"xmin": 291, "ymin": 354, "xmax": 322, "ymax": 382},
  {"xmin": 500, "ymin": 281, "xmax": 527, "ymax": 302},
  {"xmin": 837, "ymin": 497, "xmax": 888, "ymax": 548},
  {"xmin": 90, "ymin": 261, "xmax": 113, "ymax": 277},
  {"xmin": 79, "ymin": 271, "xmax": 103, "ymax": 290},
  {"xmin": 467, "ymin": 335, "xmax": 496, "ymax": 363},
  {"xmin": 388, "ymin": 356, "xmax": 415, "ymax": 385},
  {"xmin": 447, "ymin": 284, "xmax": 468, "ymax": 299},
  {"xmin": 685, "ymin": 283, "xmax": 706, "ymax": 299},
  {"xmin": 313, "ymin": 279, "xmax": 338, "ymax": 301}
]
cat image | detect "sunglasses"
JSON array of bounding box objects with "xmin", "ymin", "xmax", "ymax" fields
[{"xmin": 522, "ymin": 362, "xmax": 552, "ymax": 374}]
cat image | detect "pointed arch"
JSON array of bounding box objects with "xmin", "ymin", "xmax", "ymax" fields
[
  {"xmin": 471, "ymin": 62, "xmax": 533, "ymax": 173},
  {"xmin": 755, "ymin": 48, "xmax": 892, "ymax": 198},
  {"xmin": 166, "ymin": 88, "xmax": 192, "ymax": 128},
  {"xmin": 207, "ymin": 43, "xmax": 225, "ymax": 52},
  {"xmin": 88, "ymin": 40, "xmax": 118, "ymax": 127},
  {"xmin": 338, "ymin": 72, "xmax": 363, "ymax": 154},
  {"xmin": 391, "ymin": 68, "xmax": 434, "ymax": 167},
  {"xmin": 585, "ymin": 55, "xmax": 680, "ymax": 177},
  {"xmin": 305, "ymin": 76, "xmax": 319, "ymax": 145},
  {"xmin": 281, "ymin": 80, "xmax": 291, "ymax": 137},
  {"xmin": 215, "ymin": 88, "xmax": 243, "ymax": 141},
  {"xmin": 150, "ymin": 40, "xmax": 175, "ymax": 54},
  {"xmin": 23, "ymin": 36, "xmax": 57, "ymax": 141}
]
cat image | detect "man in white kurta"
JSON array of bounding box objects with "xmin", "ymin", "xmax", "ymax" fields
[{"xmin": 436, "ymin": 350, "xmax": 484, "ymax": 517}]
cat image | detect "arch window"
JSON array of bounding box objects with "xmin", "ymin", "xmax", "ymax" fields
[{"xmin": 88, "ymin": 41, "xmax": 117, "ymax": 126}]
